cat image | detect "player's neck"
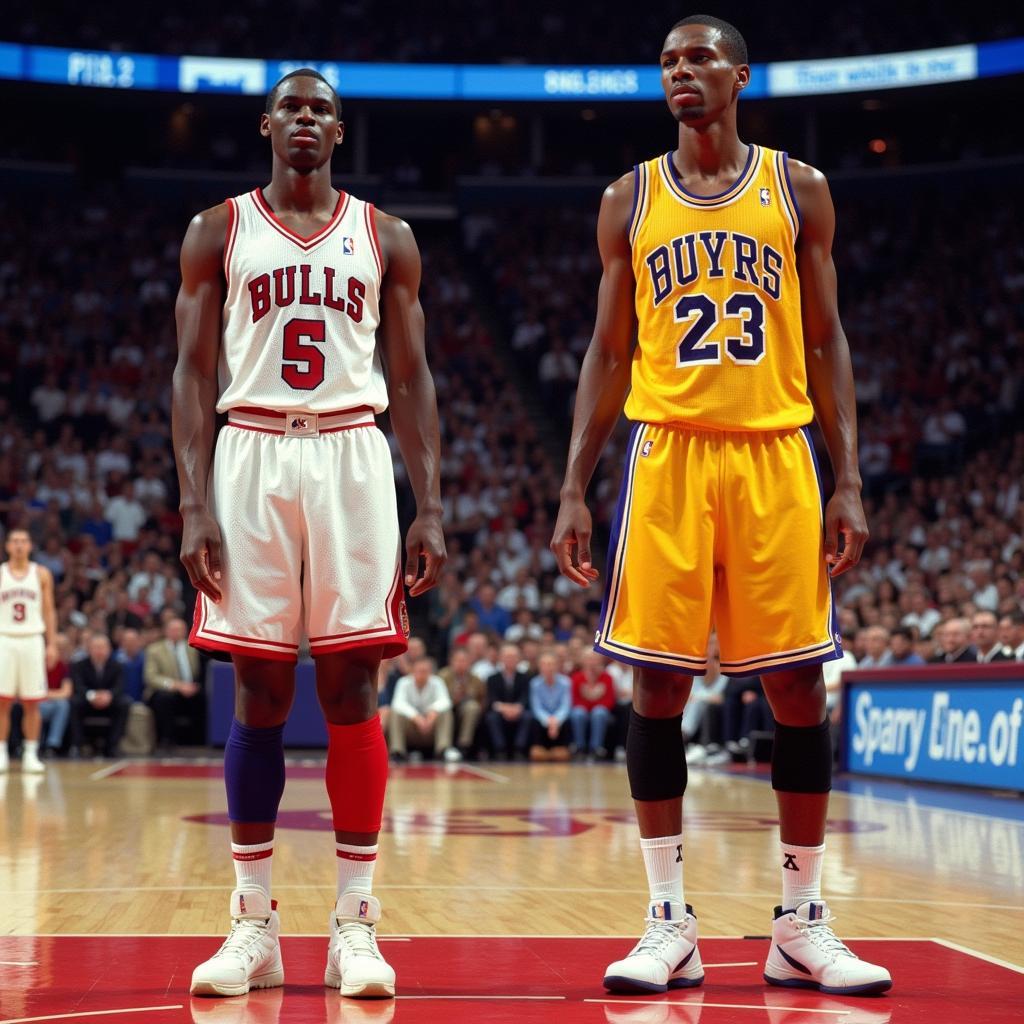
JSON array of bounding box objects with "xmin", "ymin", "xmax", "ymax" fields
[
  {"xmin": 6, "ymin": 558, "xmax": 30, "ymax": 574},
  {"xmin": 675, "ymin": 116, "xmax": 746, "ymax": 179},
  {"xmin": 263, "ymin": 161, "xmax": 336, "ymax": 215}
]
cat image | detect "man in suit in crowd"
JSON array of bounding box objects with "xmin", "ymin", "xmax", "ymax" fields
[
  {"xmin": 485, "ymin": 643, "xmax": 533, "ymax": 759},
  {"xmin": 70, "ymin": 633, "xmax": 131, "ymax": 757},
  {"xmin": 971, "ymin": 611, "xmax": 1013, "ymax": 663},
  {"xmin": 144, "ymin": 617, "xmax": 203, "ymax": 750},
  {"xmin": 929, "ymin": 618, "xmax": 977, "ymax": 664}
]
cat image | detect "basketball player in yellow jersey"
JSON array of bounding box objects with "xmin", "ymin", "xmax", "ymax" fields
[{"xmin": 552, "ymin": 15, "xmax": 891, "ymax": 997}]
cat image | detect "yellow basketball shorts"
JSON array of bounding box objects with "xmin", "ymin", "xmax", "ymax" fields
[{"xmin": 594, "ymin": 423, "xmax": 842, "ymax": 676}]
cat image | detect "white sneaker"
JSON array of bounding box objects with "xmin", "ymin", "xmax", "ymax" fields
[
  {"xmin": 764, "ymin": 900, "xmax": 892, "ymax": 995},
  {"xmin": 603, "ymin": 900, "xmax": 704, "ymax": 993},
  {"xmin": 324, "ymin": 891, "xmax": 396, "ymax": 998},
  {"xmin": 191, "ymin": 887, "xmax": 285, "ymax": 997},
  {"xmin": 443, "ymin": 747, "xmax": 463, "ymax": 763},
  {"xmin": 22, "ymin": 749, "xmax": 45, "ymax": 774}
]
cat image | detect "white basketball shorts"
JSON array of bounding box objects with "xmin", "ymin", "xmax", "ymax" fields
[
  {"xmin": 190, "ymin": 408, "xmax": 410, "ymax": 663},
  {"xmin": 0, "ymin": 634, "xmax": 47, "ymax": 701}
]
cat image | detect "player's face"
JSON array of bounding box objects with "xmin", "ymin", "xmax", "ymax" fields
[
  {"xmin": 5, "ymin": 532, "xmax": 31, "ymax": 561},
  {"xmin": 260, "ymin": 78, "xmax": 344, "ymax": 171},
  {"xmin": 660, "ymin": 26, "xmax": 748, "ymax": 126}
]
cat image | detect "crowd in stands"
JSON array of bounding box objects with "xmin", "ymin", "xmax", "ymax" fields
[
  {"xmin": 2, "ymin": 177, "xmax": 1024, "ymax": 762},
  {"xmin": 9, "ymin": 2, "xmax": 1016, "ymax": 65}
]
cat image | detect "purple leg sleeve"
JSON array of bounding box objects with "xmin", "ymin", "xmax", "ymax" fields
[{"xmin": 224, "ymin": 718, "xmax": 286, "ymax": 823}]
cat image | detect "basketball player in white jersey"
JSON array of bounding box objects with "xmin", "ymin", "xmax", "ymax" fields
[
  {"xmin": 0, "ymin": 528, "xmax": 58, "ymax": 774},
  {"xmin": 173, "ymin": 70, "xmax": 445, "ymax": 998}
]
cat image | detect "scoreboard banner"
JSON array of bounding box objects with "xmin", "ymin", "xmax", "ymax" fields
[
  {"xmin": 842, "ymin": 665, "xmax": 1024, "ymax": 791},
  {"xmin": 0, "ymin": 37, "xmax": 1021, "ymax": 101}
]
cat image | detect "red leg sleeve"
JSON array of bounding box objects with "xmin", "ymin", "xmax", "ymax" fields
[{"xmin": 326, "ymin": 716, "xmax": 389, "ymax": 832}]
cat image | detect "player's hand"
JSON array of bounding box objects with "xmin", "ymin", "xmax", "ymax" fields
[
  {"xmin": 824, "ymin": 484, "xmax": 868, "ymax": 578},
  {"xmin": 45, "ymin": 642, "xmax": 58, "ymax": 671},
  {"xmin": 404, "ymin": 510, "xmax": 447, "ymax": 597},
  {"xmin": 180, "ymin": 506, "xmax": 224, "ymax": 603},
  {"xmin": 551, "ymin": 496, "xmax": 600, "ymax": 587}
]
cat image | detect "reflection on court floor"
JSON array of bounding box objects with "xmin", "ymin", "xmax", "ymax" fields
[{"xmin": 1, "ymin": 935, "xmax": 1021, "ymax": 1023}]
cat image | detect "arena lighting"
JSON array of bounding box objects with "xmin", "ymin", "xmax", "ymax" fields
[{"xmin": 0, "ymin": 37, "xmax": 1021, "ymax": 100}]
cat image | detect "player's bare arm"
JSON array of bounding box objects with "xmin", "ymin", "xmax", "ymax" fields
[
  {"xmin": 172, "ymin": 203, "xmax": 230, "ymax": 603},
  {"xmin": 789, "ymin": 160, "xmax": 868, "ymax": 578},
  {"xmin": 375, "ymin": 211, "xmax": 446, "ymax": 597},
  {"xmin": 38, "ymin": 564, "xmax": 57, "ymax": 669},
  {"xmin": 551, "ymin": 172, "xmax": 638, "ymax": 586}
]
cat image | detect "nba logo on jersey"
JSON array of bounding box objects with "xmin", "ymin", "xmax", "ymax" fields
[
  {"xmin": 759, "ymin": 187, "xmax": 771, "ymax": 206},
  {"xmin": 342, "ymin": 236, "xmax": 356, "ymax": 255}
]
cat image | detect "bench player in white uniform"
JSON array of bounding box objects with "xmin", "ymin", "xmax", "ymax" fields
[
  {"xmin": 173, "ymin": 69, "xmax": 445, "ymax": 998},
  {"xmin": 0, "ymin": 528, "xmax": 58, "ymax": 773}
]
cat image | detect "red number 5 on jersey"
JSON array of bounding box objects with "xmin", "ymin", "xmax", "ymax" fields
[{"xmin": 281, "ymin": 318, "xmax": 327, "ymax": 390}]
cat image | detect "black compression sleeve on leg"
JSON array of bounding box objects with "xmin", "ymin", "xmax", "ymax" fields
[
  {"xmin": 626, "ymin": 708, "xmax": 688, "ymax": 801},
  {"xmin": 771, "ymin": 718, "xmax": 832, "ymax": 793}
]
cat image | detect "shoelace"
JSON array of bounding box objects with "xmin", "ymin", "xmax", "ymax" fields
[
  {"xmin": 336, "ymin": 919, "xmax": 383, "ymax": 959},
  {"xmin": 631, "ymin": 919, "xmax": 686, "ymax": 958},
  {"xmin": 216, "ymin": 918, "xmax": 270, "ymax": 959},
  {"xmin": 798, "ymin": 910, "xmax": 855, "ymax": 961}
]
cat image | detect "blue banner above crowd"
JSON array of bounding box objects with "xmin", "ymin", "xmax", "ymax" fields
[{"xmin": 0, "ymin": 37, "xmax": 1021, "ymax": 100}]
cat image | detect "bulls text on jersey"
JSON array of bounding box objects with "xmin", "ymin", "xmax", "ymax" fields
[{"xmin": 247, "ymin": 264, "xmax": 367, "ymax": 325}]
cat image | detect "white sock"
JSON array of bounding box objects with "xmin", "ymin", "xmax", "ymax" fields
[
  {"xmin": 23, "ymin": 740, "xmax": 38, "ymax": 757},
  {"xmin": 781, "ymin": 841, "xmax": 825, "ymax": 909},
  {"xmin": 640, "ymin": 834, "xmax": 684, "ymax": 908},
  {"xmin": 336, "ymin": 842, "xmax": 378, "ymax": 899},
  {"xmin": 231, "ymin": 840, "xmax": 274, "ymax": 895}
]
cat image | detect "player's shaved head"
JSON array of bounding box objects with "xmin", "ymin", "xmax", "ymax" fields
[{"xmin": 668, "ymin": 14, "xmax": 748, "ymax": 65}]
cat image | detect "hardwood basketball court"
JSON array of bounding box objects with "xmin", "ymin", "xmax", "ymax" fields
[{"xmin": 1, "ymin": 758, "xmax": 1022, "ymax": 1022}]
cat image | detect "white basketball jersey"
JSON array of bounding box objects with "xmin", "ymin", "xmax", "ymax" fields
[
  {"xmin": 0, "ymin": 563, "xmax": 44, "ymax": 636},
  {"xmin": 217, "ymin": 188, "xmax": 388, "ymax": 414}
]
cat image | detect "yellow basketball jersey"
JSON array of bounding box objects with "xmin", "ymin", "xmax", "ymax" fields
[{"xmin": 625, "ymin": 145, "xmax": 813, "ymax": 431}]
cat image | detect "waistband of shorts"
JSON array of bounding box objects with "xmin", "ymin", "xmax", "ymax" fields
[{"xmin": 227, "ymin": 406, "xmax": 376, "ymax": 437}]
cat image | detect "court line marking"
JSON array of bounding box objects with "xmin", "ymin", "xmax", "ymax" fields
[
  {"xmin": 1, "ymin": 933, "xmax": 908, "ymax": 940},
  {"xmin": 0, "ymin": 1006, "xmax": 184, "ymax": 1024},
  {"xmin": 931, "ymin": 937, "xmax": 1024, "ymax": 974},
  {"xmin": 4, "ymin": 884, "xmax": 1021, "ymax": 913},
  {"xmin": 396, "ymin": 995, "xmax": 565, "ymax": 1001},
  {"xmin": 588, "ymin": 999, "xmax": 850, "ymax": 1015},
  {"xmin": 0, "ymin": 961, "xmax": 39, "ymax": 966},
  {"xmin": 455, "ymin": 763, "xmax": 509, "ymax": 783},
  {"xmin": 703, "ymin": 962, "xmax": 757, "ymax": 968},
  {"xmin": 86, "ymin": 761, "xmax": 127, "ymax": 782}
]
